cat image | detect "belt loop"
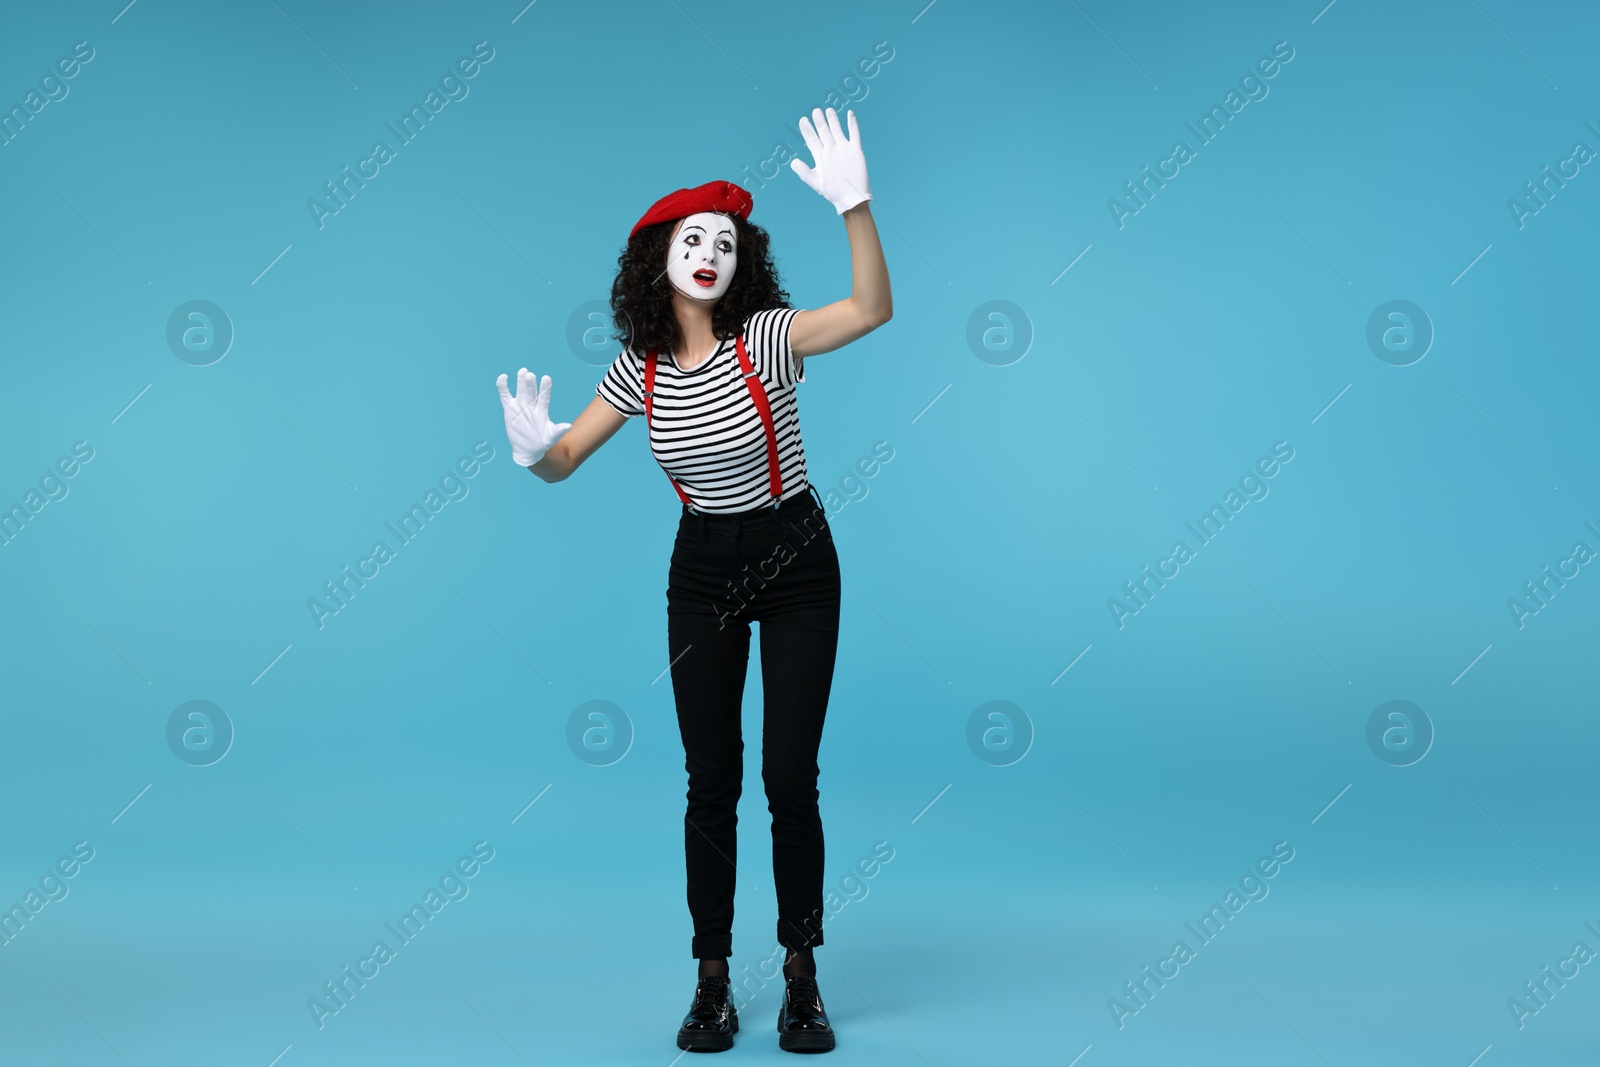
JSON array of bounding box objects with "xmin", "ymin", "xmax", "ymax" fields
[{"xmin": 698, "ymin": 511, "xmax": 706, "ymax": 543}]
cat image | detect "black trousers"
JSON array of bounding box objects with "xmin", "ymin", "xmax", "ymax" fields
[{"xmin": 665, "ymin": 483, "xmax": 841, "ymax": 959}]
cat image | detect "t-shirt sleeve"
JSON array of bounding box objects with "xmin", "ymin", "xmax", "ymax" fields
[
  {"xmin": 746, "ymin": 307, "xmax": 804, "ymax": 390},
  {"xmin": 596, "ymin": 349, "xmax": 644, "ymax": 418}
]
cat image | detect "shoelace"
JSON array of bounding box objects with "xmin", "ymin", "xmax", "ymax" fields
[
  {"xmin": 693, "ymin": 976, "xmax": 730, "ymax": 1011},
  {"xmin": 785, "ymin": 975, "xmax": 822, "ymax": 1011}
]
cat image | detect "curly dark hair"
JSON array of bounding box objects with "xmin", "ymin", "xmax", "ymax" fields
[{"xmin": 609, "ymin": 212, "xmax": 791, "ymax": 356}]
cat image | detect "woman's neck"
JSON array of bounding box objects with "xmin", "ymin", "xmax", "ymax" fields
[{"xmin": 671, "ymin": 291, "xmax": 720, "ymax": 368}]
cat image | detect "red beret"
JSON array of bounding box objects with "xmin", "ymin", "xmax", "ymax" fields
[{"xmin": 629, "ymin": 179, "xmax": 753, "ymax": 242}]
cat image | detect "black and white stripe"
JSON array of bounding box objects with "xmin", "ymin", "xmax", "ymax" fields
[{"xmin": 596, "ymin": 307, "xmax": 811, "ymax": 514}]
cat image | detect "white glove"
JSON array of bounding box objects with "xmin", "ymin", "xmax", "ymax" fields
[
  {"xmin": 790, "ymin": 107, "xmax": 872, "ymax": 214},
  {"xmin": 495, "ymin": 367, "xmax": 571, "ymax": 467}
]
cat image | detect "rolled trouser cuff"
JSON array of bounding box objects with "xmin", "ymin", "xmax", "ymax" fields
[
  {"xmin": 692, "ymin": 933, "xmax": 732, "ymax": 959},
  {"xmin": 777, "ymin": 911, "xmax": 825, "ymax": 953}
]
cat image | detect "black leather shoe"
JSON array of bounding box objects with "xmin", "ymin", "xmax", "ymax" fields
[
  {"xmin": 777, "ymin": 974, "xmax": 835, "ymax": 1052},
  {"xmin": 677, "ymin": 974, "xmax": 739, "ymax": 1052}
]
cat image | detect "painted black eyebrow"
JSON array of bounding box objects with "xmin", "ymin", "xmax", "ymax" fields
[{"xmin": 680, "ymin": 224, "xmax": 735, "ymax": 239}]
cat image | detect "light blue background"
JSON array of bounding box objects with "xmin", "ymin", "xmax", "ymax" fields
[{"xmin": 2, "ymin": 1, "xmax": 1597, "ymax": 1063}]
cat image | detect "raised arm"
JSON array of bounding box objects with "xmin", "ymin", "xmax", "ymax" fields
[
  {"xmin": 787, "ymin": 108, "xmax": 893, "ymax": 360},
  {"xmin": 790, "ymin": 202, "xmax": 892, "ymax": 358}
]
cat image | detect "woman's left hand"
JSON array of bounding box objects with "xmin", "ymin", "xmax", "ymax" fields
[{"xmin": 790, "ymin": 107, "xmax": 872, "ymax": 215}]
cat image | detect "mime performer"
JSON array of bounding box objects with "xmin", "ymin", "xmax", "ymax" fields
[{"xmin": 494, "ymin": 107, "xmax": 891, "ymax": 1054}]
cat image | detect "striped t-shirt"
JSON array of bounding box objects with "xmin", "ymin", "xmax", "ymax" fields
[{"xmin": 596, "ymin": 307, "xmax": 812, "ymax": 514}]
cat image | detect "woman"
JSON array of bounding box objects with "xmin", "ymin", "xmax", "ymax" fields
[{"xmin": 494, "ymin": 107, "xmax": 890, "ymax": 1054}]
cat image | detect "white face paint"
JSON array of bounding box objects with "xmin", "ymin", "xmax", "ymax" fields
[{"xmin": 665, "ymin": 211, "xmax": 737, "ymax": 302}]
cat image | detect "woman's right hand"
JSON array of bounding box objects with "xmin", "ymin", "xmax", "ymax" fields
[{"xmin": 495, "ymin": 368, "xmax": 572, "ymax": 467}]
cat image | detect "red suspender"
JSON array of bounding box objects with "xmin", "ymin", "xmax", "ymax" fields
[
  {"xmin": 641, "ymin": 349, "xmax": 692, "ymax": 506},
  {"xmin": 734, "ymin": 333, "xmax": 785, "ymax": 503},
  {"xmin": 643, "ymin": 333, "xmax": 784, "ymax": 509}
]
